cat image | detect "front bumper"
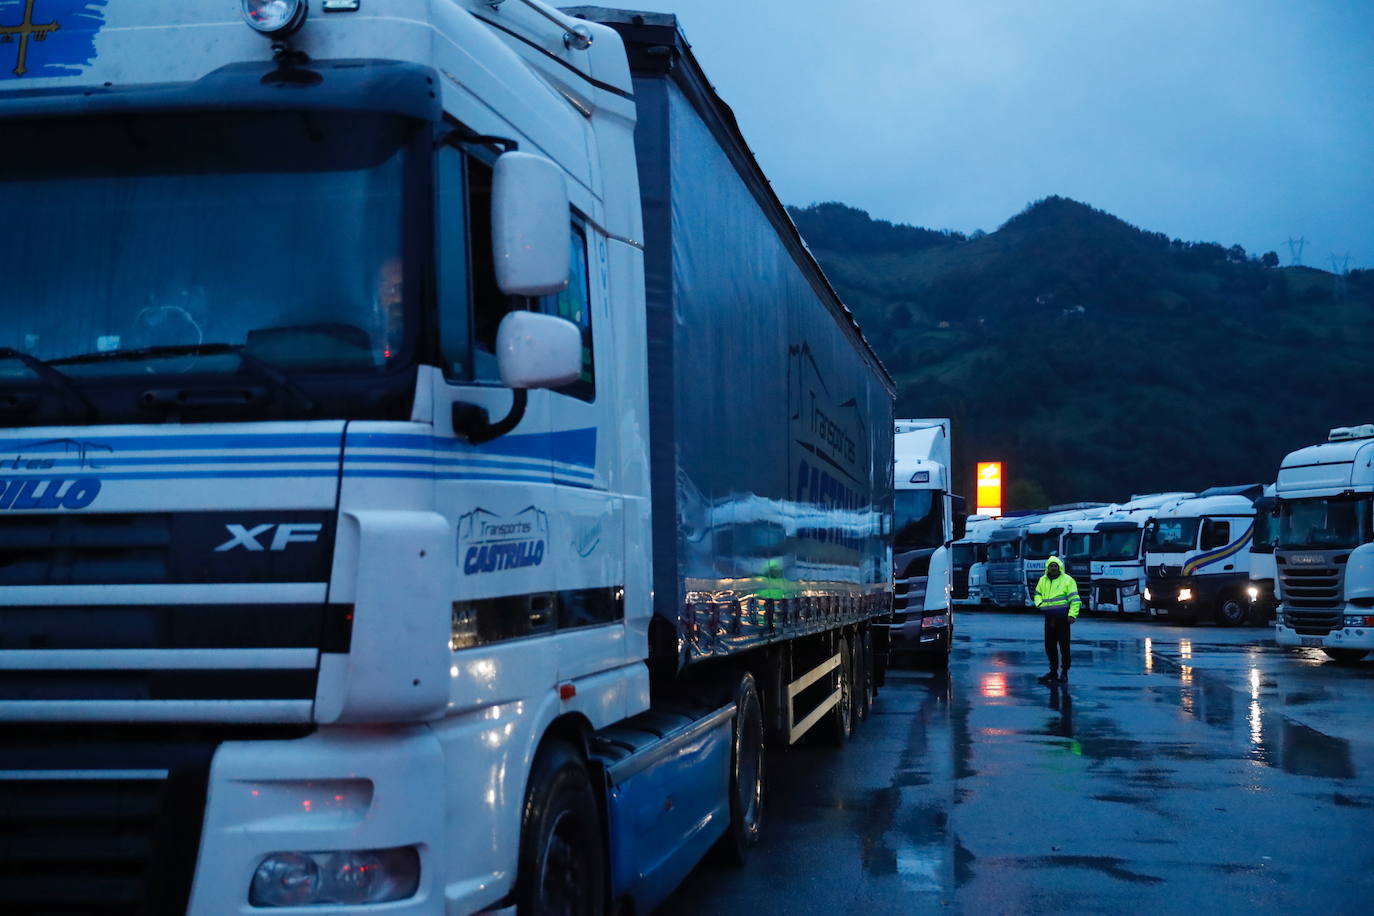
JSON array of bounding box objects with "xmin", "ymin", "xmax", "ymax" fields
[
  {"xmin": 1276, "ymin": 617, "xmax": 1374, "ymax": 651},
  {"xmin": 883, "ymin": 610, "xmax": 951, "ymax": 655}
]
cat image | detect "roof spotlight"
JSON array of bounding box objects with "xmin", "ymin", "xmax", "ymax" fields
[{"xmin": 242, "ymin": 0, "xmax": 309, "ymax": 38}]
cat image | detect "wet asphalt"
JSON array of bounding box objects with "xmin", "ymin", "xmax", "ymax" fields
[{"xmin": 656, "ymin": 611, "xmax": 1374, "ymax": 915}]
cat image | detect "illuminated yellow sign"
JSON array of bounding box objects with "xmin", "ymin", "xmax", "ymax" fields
[{"xmin": 976, "ymin": 461, "xmax": 1002, "ymax": 517}]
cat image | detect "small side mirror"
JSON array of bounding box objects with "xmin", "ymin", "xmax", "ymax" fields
[
  {"xmin": 492, "ymin": 152, "xmax": 571, "ymax": 297},
  {"xmin": 496, "ymin": 311, "xmax": 582, "ymax": 389},
  {"xmin": 952, "ymin": 494, "xmax": 968, "ymax": 541}
]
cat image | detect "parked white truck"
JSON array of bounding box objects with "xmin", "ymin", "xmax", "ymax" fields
[
  {"xmin": 952, "ymin": 515, "xmax": 998, "ymax": 608},
  {"xmin": 1089, "ymin": 493, "xmax": 1193, "ymax": 616},
  {"xmin": 0, "ymin": 4, "xmax": 896, "ymax": 913},
  {"xmin": 886, "ymin": 419, "xmax": 964, "ymax": 668},
  {"xmin": 1274, "ymin": 425, "xmax": 1374, "ymax": 662},
  {"xmin": 1143, "ymin": 485, "xmax": 1262, "ymax": 626}
]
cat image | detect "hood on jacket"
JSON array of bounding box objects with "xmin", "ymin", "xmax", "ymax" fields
[{"xmin": 1046, "ymin": 555, "xmax": 1064, "ymax": 576}]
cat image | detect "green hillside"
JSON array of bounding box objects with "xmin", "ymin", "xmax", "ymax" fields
[{"xmin": 790, "ymin": 197, "xmax": 1374, "ymax": 509}]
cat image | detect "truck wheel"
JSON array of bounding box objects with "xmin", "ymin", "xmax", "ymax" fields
[
  {"xmin": 1322, "ymin": 648, "xmax": 1370, "ymax": 664},
  {"xmin": 717, "ymin": 672, "xmax": 765, "ymax": 864},
  {"xmin": 517, "ymin": 740, "xmax": 605, "ymax": 916},
  {"xmin": 1215, "ymin": 594, "xmax": 1247, "ymax": 627},
  {"xmin": 820, "ymin": 637, "xmax": 854, "ymax": 746},
  {"xmin": 856, "ymin": 630, "xmax": 874, "ymax": 720}
]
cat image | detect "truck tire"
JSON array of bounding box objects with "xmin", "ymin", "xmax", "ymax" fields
[
  {"xmin": 717, "ymin": 672, "xmax": 765, "ymax": 864},
  {"xmin": 516, "ymin": 740, "xmax": 605, "ymax": 916},
  {"xmin": 856, "ymin": 630, "xmax": 874, "ymax": 720},
  {"xmin": 1322, "ymin": 648, "xmax": 1370, "ymax": 664},
  {"xmin": 1215, "ymin": 594, "xmax": 1247, "ymax": 627},
  {"xmin": 820, "ymin": 637, "xmax": 854, "ymax": 746}
]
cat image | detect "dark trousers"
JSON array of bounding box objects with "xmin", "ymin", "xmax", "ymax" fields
[{"xmin": 1044, "ymin": 615, "xmax": 1072, "ymax": 673}]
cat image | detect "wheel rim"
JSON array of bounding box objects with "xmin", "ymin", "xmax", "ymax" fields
[
  {"xmin": 1220, "ymin": 599, "xmax": 1244, "ymax": 624},
  {"xmin": 738, "ymin": 699, "xmax": 763, "ymax": 834},
  {"xmin": 537, "ymin": 809, "xmax": 589, "ymax": 916},
  {"xmin": 838, "ymin": 645, "xmax": 852, "ymax": 735}
]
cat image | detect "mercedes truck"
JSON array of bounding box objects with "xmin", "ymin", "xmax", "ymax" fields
[
  {"xmin": 0, "ymin": 4, "xmax": 895, "ymax": 914},
  {"xmin": 1273, "ymin": 425, "xmax": 1374, "ymax": 662},
  {"xmin": 1143, "ymin": 485, "xmax": 1261, "ymax": 626}
]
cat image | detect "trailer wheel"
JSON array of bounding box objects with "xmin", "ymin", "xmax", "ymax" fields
[
  {"xmin": 1215, "ymin": 594, "xmax": 1247, "ymax": 627},
  {"xmin": 516, "ymin": 740, "xmax": 605, "ymax": 916},
  {"xmin": 1322, "ymin": 648, "xmax": 1370, "ymax": 664},
  {"xmin": 717, "ymin": 672, "xmax": 765, "ymax": 864},
  {"xmin": 856, "ymin": 630, "xmax": 874, "ymax": 721},
  {"xmin": 820, "ymin": 637, "xmax": 854, "ymax": 746}
]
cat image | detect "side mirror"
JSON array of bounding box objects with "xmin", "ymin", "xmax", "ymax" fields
[
  {"xmin": 492, "ymin": 152, "xmax": 571, "ymax": 296},
  {"xmin": 951, "ymin": 494, "xmax": 968, "ymax": 541},
  {"xmin": 496, "ymin": 311, "xmax": 582, "ymax": 390}
]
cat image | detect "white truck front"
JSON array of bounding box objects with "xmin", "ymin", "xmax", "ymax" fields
[
  {"xmin": 887, "ymin": 419, "xmax": 960, "ymax": 667},
  {"xmin": 1274, "ymin": 426, "xmax": 1374, "ymax": 662},
  {"xmin": 0, "ymin": 3, "xmax": 652, "ymax": 913},
  {"xmin": 1089, "ymin": 494, "xmax": 1192, "ymax": 616},
  {"xmin": 1144, "ymin": 486, "xmax": 1261, "ymax": 627}
]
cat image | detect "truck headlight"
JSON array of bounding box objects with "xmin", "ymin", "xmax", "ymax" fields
[
  {"xmin": 250, "ymin": 846, "xmax": 420, "ymax": 907},
  {"xmin": 923, "ymin": 614, "xmax": 948, "ymax": 629},
  {"xmin": 242, "ymin": 0, "xmax": 308, "ymax": 36},
  {"xmin": 1143, "ymin": 587, "xmax": 1151, "ymax": 602},
  {"xmin": 1346, "ymin": 615, "xmax": 1374, "ymax": 628},
  {"xmin": 1178, "ymin": 588, "xmax": 1194, "ymax": 602},
  {"xmin": 1247, "ymin": 586, "xmax": 1260, "ymax": 601}
]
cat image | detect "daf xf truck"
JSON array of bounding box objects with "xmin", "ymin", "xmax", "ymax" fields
[
  {"xmin": 1273, "ymin": 426, "xmax": 1374, "ymax": 662},
  {"xmin": 0, "ymin": 4, "xmax": 895, "ymax": 914}
]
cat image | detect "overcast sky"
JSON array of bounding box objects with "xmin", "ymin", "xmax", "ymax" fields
[{"xmin": 623, "ymin": 0, "xmax": 1374, "ymax": 268}]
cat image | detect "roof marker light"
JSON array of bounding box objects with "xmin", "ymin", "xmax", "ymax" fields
[{"xmin": 242, "ymin": 0, "xmax": 309, "ymax": 37}]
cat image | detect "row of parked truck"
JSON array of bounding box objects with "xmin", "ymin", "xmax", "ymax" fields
[{"xmin": 946, "ymin": 424, "xmax": 1374, "ymax": 664}]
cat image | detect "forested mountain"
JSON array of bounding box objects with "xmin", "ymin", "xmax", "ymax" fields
[{"xmin": 789, "ymin": 197, "xmax": 1374, "ymax": 509}]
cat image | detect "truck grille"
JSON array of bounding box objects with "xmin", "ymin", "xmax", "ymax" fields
[
  {"xmin": 1097, "ymin": 584, "xmax": 1119, "ymax": 605},
  {"xmin": 892, "ymin": 575, "xmax": 928, "ymax": 614},
  {"xmin": 0, "ymin": 602, "xmax": 350, "ymax": 720},
  {"xmin": 986, "ymin": 563, "xmax": 1019, "ymax": 585},
  {"xmin": 951, "ymin": 567, "xmax": 969, "ymax": 600},
  {"xmin": 1279, "ymin": 566, "xmax": 1341, "ymax": 609},
  {"xmin": 0, "ymin": 726, "xmax": 228, "ymax": 915}
]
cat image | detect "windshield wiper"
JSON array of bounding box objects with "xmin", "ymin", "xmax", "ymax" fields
[
  {"xmin": 51, "ymin": 344, "xmax": 315, "ymax": 412},
  {"xmin": 0, "ymin": 347, "xmax": 99, "ymax": 421}
]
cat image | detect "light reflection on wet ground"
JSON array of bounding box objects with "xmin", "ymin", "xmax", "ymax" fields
[{"xmin": 656, "ymin": 613, "xmax": 1374, "ymax": 914}]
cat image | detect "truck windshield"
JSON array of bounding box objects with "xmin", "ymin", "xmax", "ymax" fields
[
  {"xmin": 894, "ymin": 490, "xmax": 944, "ymax": 551},
  {"xmin": 0, "ymin": 110, "xmax": 418, "ymax": 422},
  {"xmin": 1094, "ymin": 528, "xmax": 1142, "ymax": 560},
  {"xmin": 1277, "ymin": 497, "xmax": 1371, "ymax": 550},
  {"xmin": 987, "ymin": 540, "xmax": 1019, "ymax": 561},
  {"xmin": 1145, "ymin": 518, "xmax": 1199, "ymax": 552},
  {"xmin": 1252, "ymin": 507, "xmax": 1280, "ymax": 554},
  {"xmin": 1062, "ymin": 533, "xmax": 1092, "ymax": 560},
  {"xmin": 1022, "ymin": 532, "xmax": 1060, "ymax": 559}
]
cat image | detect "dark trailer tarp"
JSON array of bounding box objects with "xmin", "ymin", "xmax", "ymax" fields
[{"xmin": 566, "ymin": 8, "xmax": 896, "ymax": 667}]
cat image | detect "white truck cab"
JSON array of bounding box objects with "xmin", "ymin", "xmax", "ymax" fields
[
  {"xmin": 1089, "ymin": 492, "xmax": 1193, "ymax": 616},
  {"xmin": 1273, "ymin": 425, "xmax": 1374, "ymax": 662},
  {"xmin": 1143, "ymin": 485, "xmax": 1262, "ymax": 626},
  {"xmin": 953, "ymin": 515, "xmax": 998, "ymax": 607}
]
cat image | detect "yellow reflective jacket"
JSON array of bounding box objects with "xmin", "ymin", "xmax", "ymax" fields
[{"xmin": 1034, "ymin": 555, "xmax": 1081, "ymax": 618}]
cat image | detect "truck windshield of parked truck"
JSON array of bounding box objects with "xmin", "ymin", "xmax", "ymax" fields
[
  {"xmin": 895, "ymin": 490, "xmax": 944, "ymax": 551},
  {"xmin": 1062, "ymin": 533, "xmax": 1093, "ymax": 560},
  {"xmin": 1145, "ymin": 518, "xmax": 1200, "ymax": 552},
  {"xmin": 1023, "ymin": 531, "xmax": 1061, "ymax": 559},
  {"xmin": 987, "ymin": 539, "xmax": 1020, "ymax": 562},
  {"xmin": 0, "ymin": 111, "xmax": 420, "ymax": 423},
  {"xmin": 1095, "ymin": 528, "xmax": 1142, "ymax": 560},
  {"xmin": 1253, "ymin": 506, "xmax": 1280, "ymax": 554},
  {"xmin": 1277, "ymin": 497, "xmax": 1372, "ymax": 550}
]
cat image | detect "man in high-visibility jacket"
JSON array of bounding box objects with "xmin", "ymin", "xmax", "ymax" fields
[{"xmin": 1034, "ymin": 555, "xmax": 1081, "ymax": 684}]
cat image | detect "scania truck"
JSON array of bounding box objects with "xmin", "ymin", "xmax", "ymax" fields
[
  {"xmin": 0, "ymin": 4, "xmax": 895, "ymax": 914},
  {"xmin": 1143, "ymin": 485, "xmax": 1261, "ymax": 626},
  {"xmin": 886, "ymin": 419, "xmax": 964, "ymax": 668},
  {"xmin": 1274, "ymin": 425, "xmax": 1374, "ymax": 662}
]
